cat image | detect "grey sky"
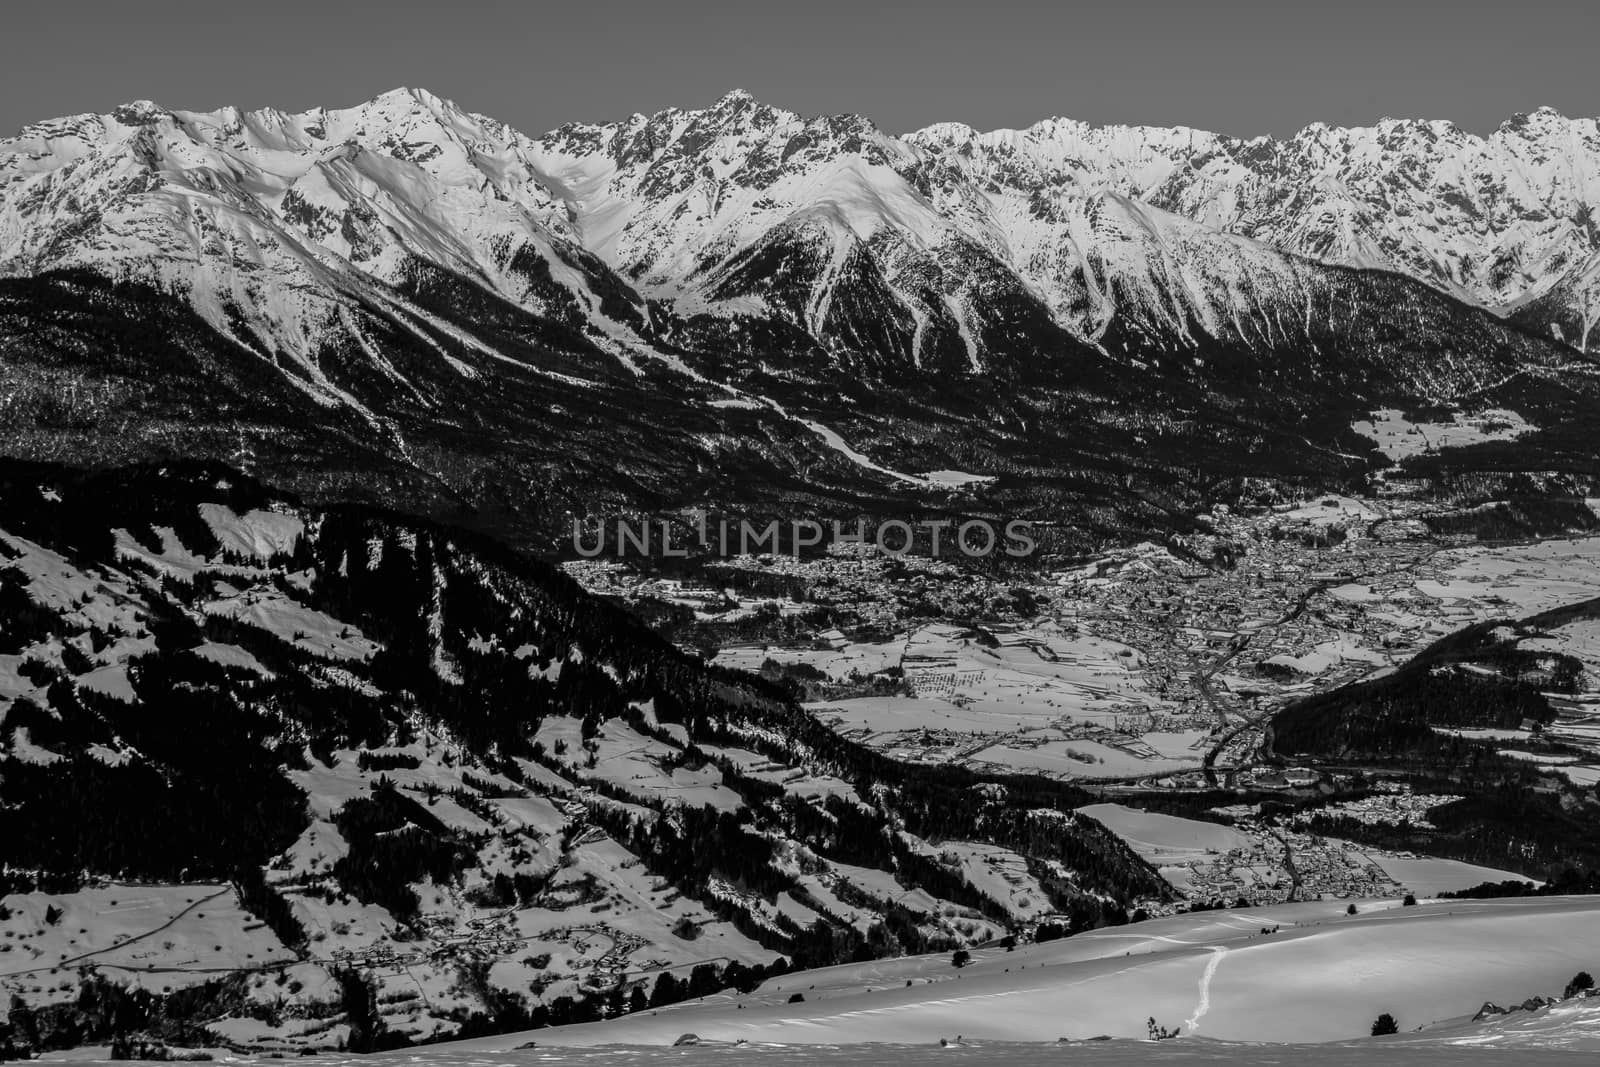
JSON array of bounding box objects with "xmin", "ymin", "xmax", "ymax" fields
[{"xmin": 2, "ymin": 0, "xmax": 1595, "ymax": 139}]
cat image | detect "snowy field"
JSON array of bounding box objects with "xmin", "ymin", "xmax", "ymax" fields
[
  {"xmin": 1370, "ymin": 857, "xmax": 1547, "ymax": 897},
  {"xmin": 1274, "ymin": 494, "xmax": 1382, "ymax": 521},
  {"xmin": 1076, "ymin": 803, "xmax": 1263, "ymax": 895},
  {"xmin": 38, "ymin": 1033, "xmax": 1600, "ymax": 1066},
  {"xmin": 787, "ymin": 622, "xmax": 1193, "ymax": 780},
  {"xmin": 0, "ymin": 885, "xmax": 296, "ymax": 1005},
  {"xmin": 1078, "ymin": 802, "xmax": 1533, "ymax": 902},
  {"xmin": 1078, "ymin": 803, "xmax": 1254, "ymax": 862},
  {"xmin": 1423, "ymin": 537, "xmax": 1600, "ymax": 618},
  {"xmin": 534, "ymin": 716, "xmax": 746, "ymax": 812},
  {"xmin": 797, "ymin": 622, "xmax": 1164, "ymax": 735},
  {"xmin": 405, "ymin": 896, "xmax": 1600, "ymax": 1051},
  {"xmin": 965, "ymin": 739, "xmax": 1200, "ymax": 778},
  {"xmin": 1261, "ymin": 634, "xmax": 1386, "ymax": 676},
  {"xmin": 1352, "ymin": 408, "xmax": 1535, "ymax": 463},
  {"xmin": 713, "ymin": 636, "xmax": 907, "ymax": 682}
]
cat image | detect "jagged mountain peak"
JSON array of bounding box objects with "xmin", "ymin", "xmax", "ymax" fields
[
  {"xmin": 711, "ymin": 86, "xmax": 759, "ymax": 110},
  {"xmin": 364, "ymin": 84, "xmax": 457, "ymax": 109},
  {"xmin": 109, "ymin": 98, "xmax": 170, "ymax": 125},
  {"xmin": 1499, "ymin": 104, "xmax": 1577, "ymax": 131}
]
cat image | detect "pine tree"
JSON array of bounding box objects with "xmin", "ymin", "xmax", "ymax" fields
[{"xmin": 649, "ymin": 972, "xmax": 685, "ymax": 1008}]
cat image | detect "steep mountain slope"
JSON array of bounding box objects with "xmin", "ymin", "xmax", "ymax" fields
[
  {"xmin": 4, "ymin": 90, "xmax": 1600, "ymax": 550},
  {"xmin": 0, "ymin": 460, "xmax": 1168, "ymax": 1053},
  {"xmin": 0, "ymin": 268, "xmax": 868, "ymax": 545}
]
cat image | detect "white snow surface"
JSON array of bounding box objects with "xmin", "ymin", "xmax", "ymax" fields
[
  {"xmin": 418, "ymin": 896, "xmax": 1600, "ymax": 1053},
  {"xmin": 199, "ymin": 503, "xmax": 304, "ymax": 559}
]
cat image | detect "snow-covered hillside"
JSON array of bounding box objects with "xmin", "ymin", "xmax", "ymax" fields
[
  {"xmin": 224, "ymin": 1033, "xmax": 1600, "ymax": 1067},
  {"xmin": 40, "ymin": 902, "xmax": 1600, "ymax": 1062},
  {"xmin": 441, "ymin": 895, "xmax": 1600, "ymax": 1050},
  {"xmin": 0, "ymin": 460, "xmax": 1170, "ymax": 1055}
]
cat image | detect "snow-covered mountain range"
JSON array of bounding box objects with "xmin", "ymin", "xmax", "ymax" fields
[
  {"xmin": 10, "ymin": 88, "xmax": 1600, "ymax": 362},
  {"xmin": 4, "ymin": 89, "xmax": 1600, "ymax": 546},
  {"xmin": 915, "ymin": 107, "xmax": 1600, "ymax": 344}
]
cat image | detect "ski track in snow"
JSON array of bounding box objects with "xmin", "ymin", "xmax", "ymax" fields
[{"xmin": 1184, "ymin": 946, "xmax": 1227, "ymax": 1035}]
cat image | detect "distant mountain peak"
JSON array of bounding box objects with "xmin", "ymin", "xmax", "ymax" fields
[
  {"xmin": 110, "ymin": 99, "xmax": 169, "ymax": 126},
  {"xmin": 360, "ymin": 85, "xmax": 464, "ymax": 114}
]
